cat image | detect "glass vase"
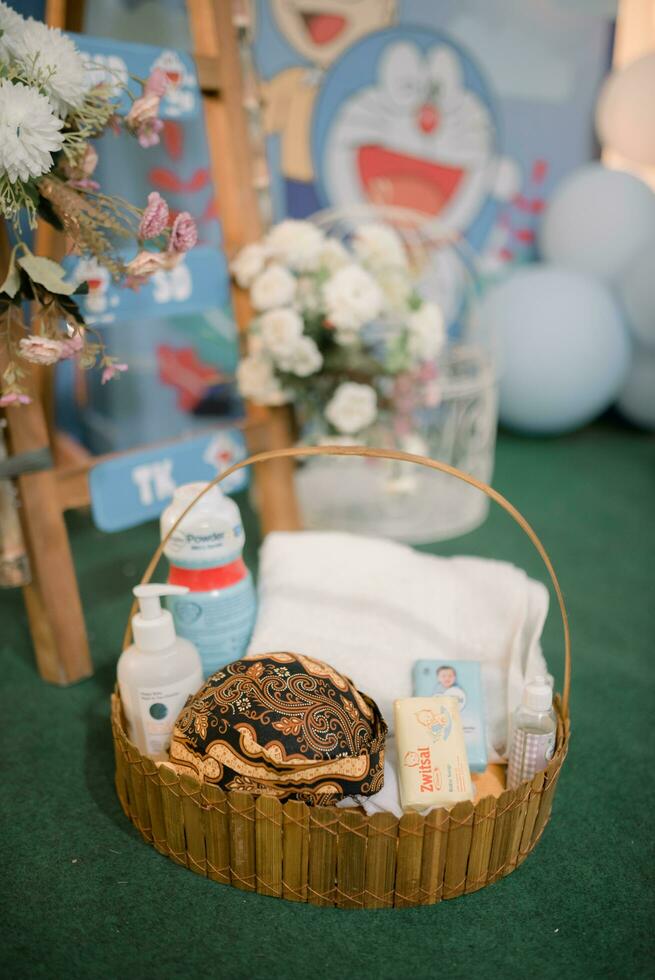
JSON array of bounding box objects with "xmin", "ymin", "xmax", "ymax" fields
[{"xmin": 294, "ymin": 344, "xmax": 497, "ymax": 543}]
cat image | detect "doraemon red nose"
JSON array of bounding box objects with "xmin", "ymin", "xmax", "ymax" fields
[{"xmin": 418, "ymin": 103, "xmax": 439, "ymax": 135}]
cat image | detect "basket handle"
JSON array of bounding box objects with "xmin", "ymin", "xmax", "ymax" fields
[{"xmin": 123, "ymin": 445, "xmax": 571, "ymax": 720}]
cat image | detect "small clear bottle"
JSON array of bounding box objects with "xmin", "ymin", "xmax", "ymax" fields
[{"xmin": 507, "ymin": 675, "xmax": 556, "ymax": 789}]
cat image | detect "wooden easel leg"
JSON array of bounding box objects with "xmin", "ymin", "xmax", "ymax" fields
[{"xmin": 5, "ymin": 393, "xmax": 92, "ymax": 685}]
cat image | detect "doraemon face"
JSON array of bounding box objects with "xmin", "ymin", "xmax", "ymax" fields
[
  {"xmin": 271, "ymin": 0, "xmax": 396, "ymax": 68},
  {"xmin": 322, "ymin": 36, "xmax": 512, "ymax": 234},
  {"xmin": 152, "ymin": 50, "xmax": 185, "ymax": 89}
]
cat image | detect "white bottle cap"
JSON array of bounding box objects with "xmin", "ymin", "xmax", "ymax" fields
[
  {"xmin": 522, "ymin": 675, "xmax": 553, "ymax": 712},
  {"xmin": 132, "ymin": 583, "xmax": 189, "ymax": 652},
  {"xmin": 161, "ymin": 482, "xmax": 244, "ymax": 569}
]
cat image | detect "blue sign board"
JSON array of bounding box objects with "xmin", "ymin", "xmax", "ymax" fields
[{"xmin": 89, "ymin": 428, "xmax": 249, "ymax": 532}]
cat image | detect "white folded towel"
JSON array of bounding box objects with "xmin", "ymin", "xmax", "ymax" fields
[{"xmin": 247, "ymin": 531, "xmax": 549, "ymax": 762}]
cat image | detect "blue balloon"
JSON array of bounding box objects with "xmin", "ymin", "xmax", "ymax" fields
[
  {"xmin": 479, "ymin": 266, "xmax": 631, "ymax": 434},
  {"xmin": 617, "ymin": 345, "xmax": 655, "ymax": 430}
]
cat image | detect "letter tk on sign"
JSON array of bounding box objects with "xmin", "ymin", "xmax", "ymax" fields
[{"xmin": 88, "ymin": 430, "xmax": 248, "ymax": 532}]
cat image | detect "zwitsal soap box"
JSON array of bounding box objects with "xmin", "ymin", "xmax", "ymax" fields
[{"xmin": 394, "ymin": 697, "xmax": 473, "ymax": 812}]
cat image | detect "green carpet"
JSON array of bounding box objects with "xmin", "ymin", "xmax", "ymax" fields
[{"xmin": 1, "ymin": 419, "xmax": 653, "ymax": 980}]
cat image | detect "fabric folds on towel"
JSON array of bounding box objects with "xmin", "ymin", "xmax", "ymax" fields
[{"xmin": 247, "ymin": 531, "xmax": 549, "ymax": 763}]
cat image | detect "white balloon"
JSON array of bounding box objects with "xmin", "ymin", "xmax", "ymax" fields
[
  {"xmin": 618, "ymin": 239, "xmax": 655, "ymax": 350},
  {"xmin": 479, "ymin": 265, "xmax": 631, "ymax": 434},
  {"xmin": 539, "ymin": 163, "xmax": 655, "ymax": 283},
  {"xmin": 617, "ymin": 346, "xmax": 655, "ymax": 430},
  {"xmin": 596, "ymin": 53, "xmax": 655, "ymax": 165}
]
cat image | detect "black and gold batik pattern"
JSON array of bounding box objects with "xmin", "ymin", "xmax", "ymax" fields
[{"xmin": 169, "ymin": 652, "xmax": 387, "ymax": 805}]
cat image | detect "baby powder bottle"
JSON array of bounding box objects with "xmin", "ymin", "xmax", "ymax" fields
[
  {"xmin": 117, "ymin": 584, "xmax": 203, "ymax": 760},
  {"xmin": 160, "ymin": 482, "xmax": 257, "ymax": 677},
  {"xmin": 507, "ymin": 675, "xmax": 557, "ymax": 789}
]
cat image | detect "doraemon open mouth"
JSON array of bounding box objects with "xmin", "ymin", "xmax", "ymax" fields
[
  {"xmin": 357, "ymin": 145, "xmax": 465, "ymax": 216},
  {"xmin": 300, "ymin": 12, "xmax": 347, "ymax": 45}
]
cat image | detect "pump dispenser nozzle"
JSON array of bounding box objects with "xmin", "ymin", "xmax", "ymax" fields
[{"xmin": 132, "ymin": 583, "xmax": 190, "ymax": 652}]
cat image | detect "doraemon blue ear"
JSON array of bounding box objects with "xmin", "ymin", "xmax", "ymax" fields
[
  {"xmin": 427, "ymin": 45, "xmax": 463, "ymax": 93},
  {"xmin": 379, "ymin": 41, "xmax": 426, "ymax": 107}
]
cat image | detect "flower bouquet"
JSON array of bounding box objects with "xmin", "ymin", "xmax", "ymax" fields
[
  {"xmin": 232, "ymin": 214, "xmax": 497, "ymax": 542},
  {"xmin": 0, "ymin": 4, "xmax": 197, "ymax": 407},
  {"xmin": 232, "ymin": 218, "xmax": 445, "ymax": 446}
]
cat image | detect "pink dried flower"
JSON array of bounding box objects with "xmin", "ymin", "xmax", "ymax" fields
[
  {"xmin": 126, "ymin": 249, "xmax": 177, "ymax": 279},
  {"xmin": 145, "ymin": 68, "xmax": 169, "ymax": 98},
  {"xmin": 168, "ymin": 211, "xmax": 198, "ymax": 254},
  {"xmin": 18, "ymin": 336, "xmax": 67, "ymax": 366},
  {"xmin": 137, "ymin": 117, "xmax": 164, "ymax": 148},
  {"xmin": 126, "ymin": 94, "xmax": 160, "ymax": 128},
  {"xmin": 60, "ymin": 334, "xmax": 84, "ymax": 359},
  {"xmin": 0, "ymin": 392, "xmax": 31, "ymax": 407},
  {"xmin": 81, "ymin": 145, "xmax": 98, "ymax": 177},
  {"xmin": 69, "ymin": 178, "xmax": 100, "ymax": 191},
  {"xmin": 101, "ymin": 362, "xmax": 129, "ymax": 384},
  {"xmin": 139, "ymin": 192, "xmax": 169, "ymax": 240}
]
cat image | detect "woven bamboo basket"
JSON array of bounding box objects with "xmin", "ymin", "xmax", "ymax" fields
[{"xmin": 111, "ymin": 446, "xmax": 570, "ymax": 908}]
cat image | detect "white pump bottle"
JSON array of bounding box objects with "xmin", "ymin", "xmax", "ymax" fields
[{"xmin": 117, "ymin": 584, "xmax": 203, "ymax": 760}]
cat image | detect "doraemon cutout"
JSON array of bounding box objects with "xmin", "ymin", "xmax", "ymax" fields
[
  {"xmin": 313, "ymin": 29, "xmax": 519, "ymax": 319},
  {"xmin": 261, "ymin": 0, "xmax": 396, "ymax": 216}
]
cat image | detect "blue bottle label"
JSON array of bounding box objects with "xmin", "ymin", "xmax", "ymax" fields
[{"xmin": 166, "ymin": 574, "xmax": 256, "ymax": 677}]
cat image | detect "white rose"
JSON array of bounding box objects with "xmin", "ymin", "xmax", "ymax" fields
[
  {"xmin": 236, "ymin": 355, "xmax": 288, "ymax": 405},
  {"xmin": 259, "ymin": 307, "xmax": 304, "ymax": 358},
  {"xmin": 319, "ymin": 238, "xmax": 350, "ymax": 272},
  {"xmin": 250, "ymin": 263, "xmax": 297, "ymax": 311},
  {"xmin": 277, "ymin": 336, "xmax": 323, "ymax": 377},
  {"xmin": 265, "ymin": 220, "xmax": 325, "ymax": 272},
  {"xmin": 380, "ymin": 267, "xmax": 413, "ymax": 312},
  {"xmin": 295, "ymin": 275, "xmax": 322, "ymax": 314},
  {"xmin": 352, "ymin": 223, "xmax": 408, "ymax": 270},
  {"xmin": 231, "ymin": 242, "xmax": 267, "ymax": 288},
  {"xmin": 323, "ymin": 264, "xmax": 384, "ymax": 331},
  {"xmin": 325, "ymin": 382, "xmax": 377, "ymax": 435},
  {"xmin": 407, "ymin": 302, "xmax": 446, "ymax": 361}
]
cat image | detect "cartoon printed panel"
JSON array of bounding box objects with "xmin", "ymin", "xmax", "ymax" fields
[
  {"xmin": 75, "ymin": 34, "xmax": 201, "ymax": 120},
  {"xmin": 57, "ymin": 34, "xmax": 244, "ymax": 452},
  {"xmin": 253, "ymin": 0, "xmax": 613, "ymax": 275},
  {"xmin": 80, "ymin": 308, "xmax": 241, "ymax": 455},
  {"xmin": 62, "ymin": 246, "xmax": 228, "ymax": 327}
]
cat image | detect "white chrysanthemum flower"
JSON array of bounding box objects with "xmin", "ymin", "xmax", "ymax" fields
[
  {"xmin": 236, "ymin": 355, "xmax": 288, "ymax": 405},
  {"xmin": 352, "ymin": 223, "xmax": 408, "ymax": 270},
  {"xmin": 319, "ymin": 238, "xmax": 350, "ymax": 273},
  {"xmin": 0, "ymin": 1, "xmax": 23, "ymax": 62},
  {"xmin": 325, "ymin": 382, "xmax": 377, "ymax": 435},
  {"xmin": 265, "ymin": 220, "xmax": 325, "ymax": 272},
  {"xmin": 12, "ymin": 19, "xmax": 89, "ymax": 115},
  {"xmin": 323, "ymin": 263, "xmax": 384, "ymax": 331},
  {"xmin": 259, "ymin": 307, "xmax": 304, "ymax": 358},
  {"xmin": 407, "ymin": 301, "xmax": 446, "ymax": 362},
  {"xmin": 276, "ymin": 336, "xmax": 322, "ymax": 377},
  {"xmin": 250, "ymin": 263, "xmax": 297, "ymax": 311},
  {"xmin": 0, "ymin": 80, "xmax": 64, "ymax": 182},
  {"xmin": 231, "ymin": 242, "xmax": 267, "ymax": 288}
]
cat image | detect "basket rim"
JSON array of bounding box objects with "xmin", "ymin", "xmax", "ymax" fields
[{"xmin": 111, "ymin": 686, "xmax": 570, "ymax": 818}]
